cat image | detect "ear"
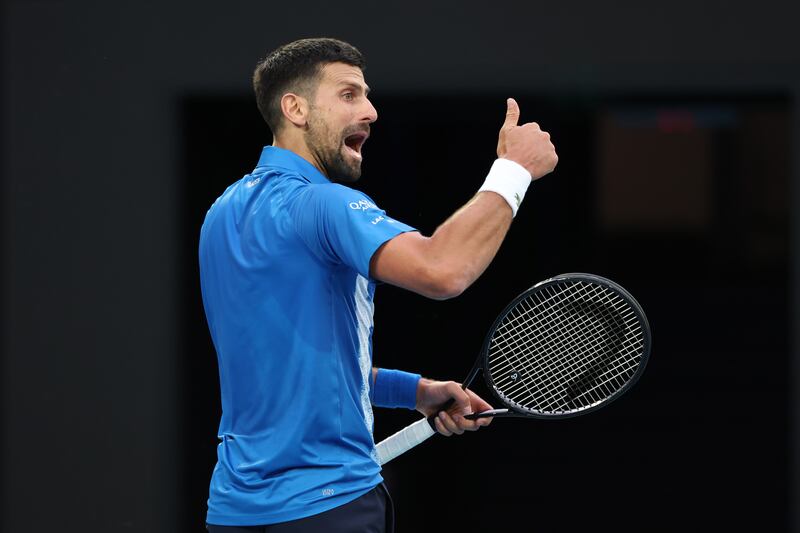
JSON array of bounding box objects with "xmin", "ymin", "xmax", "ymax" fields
[{"xmin": 280, "ymin": 93, "xmax": 309, "ymax": 128}]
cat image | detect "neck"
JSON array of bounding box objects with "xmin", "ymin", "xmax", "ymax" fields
[{"xmin": 272, "ymin": 134, "xmax": 327, "ymax": 177}]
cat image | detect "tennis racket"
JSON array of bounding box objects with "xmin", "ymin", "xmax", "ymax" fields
[{"xmin": 375, "ymin": 272, "xmax": 651, "ymax": 465}]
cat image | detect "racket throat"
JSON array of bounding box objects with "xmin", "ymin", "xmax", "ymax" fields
[{"xmin": 462, "ymin": 359, "xmax": 483, "ymax": 389}]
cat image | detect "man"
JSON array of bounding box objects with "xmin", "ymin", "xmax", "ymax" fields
[{"xmin": 200, "ymin": 38, "xmax": 557, "ymax": 532}]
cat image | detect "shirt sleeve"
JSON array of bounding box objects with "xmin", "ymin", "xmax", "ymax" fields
[{"xmin": 288, "ymin": 183, "xmax": 417, "ymax": 278}]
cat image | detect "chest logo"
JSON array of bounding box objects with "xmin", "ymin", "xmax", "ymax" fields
[{"xmin": 349, "ymin": 199, "xmax": 378, "ymax": 211}]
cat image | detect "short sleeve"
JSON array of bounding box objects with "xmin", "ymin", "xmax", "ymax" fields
[{"xmin": 288, "ymin": 183, "xmax": 417, "ymax": 278}]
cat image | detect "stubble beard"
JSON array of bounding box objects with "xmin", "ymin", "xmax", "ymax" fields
[{"xmin": 305, "ymin": 111, "xmax": 362, "ymax": 183}]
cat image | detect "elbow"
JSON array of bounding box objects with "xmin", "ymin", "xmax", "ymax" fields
[
  {"xmin": 436, "ymin": 275, "xmax": 468, "ymax": 300},
  {"xmin": 424, "ymin": 269, "xmax": 470, "ymax": 300}
]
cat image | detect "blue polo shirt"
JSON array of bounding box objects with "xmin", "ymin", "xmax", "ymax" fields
[{"xmin": 199, "ymin": 146, "xmax": 417, "ymax": 526}]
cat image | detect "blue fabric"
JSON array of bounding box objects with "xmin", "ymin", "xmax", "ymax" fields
[
  {"xmin": 199, "ymin": 146, "xmax": 417, "ymax": 526},
  {"xmin": 371, "ymin": 369, "xmax": 421, "ymax": 409}
]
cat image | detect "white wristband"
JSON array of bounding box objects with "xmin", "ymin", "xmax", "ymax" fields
[{"xmin": 478, "ymin": 158, "xmax": 532, "ymax": 217}]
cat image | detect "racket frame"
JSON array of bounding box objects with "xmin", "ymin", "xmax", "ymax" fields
[{"xmin": 469, "ymin": 272, "xmax": 651, "ymax": 420}]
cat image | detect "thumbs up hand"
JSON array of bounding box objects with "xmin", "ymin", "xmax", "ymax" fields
[{"xmin": 496, "ymin": 98, "xmax": 558, "ymax": 180}]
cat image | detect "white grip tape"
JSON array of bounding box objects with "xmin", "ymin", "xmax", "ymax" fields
[
  {"xmin": 375, "ymin": 417, "xmax": 436, "ymax": 465},
  {"xmin": 478, "ymin": 158, "xmax": 532, "ymax": 217}
]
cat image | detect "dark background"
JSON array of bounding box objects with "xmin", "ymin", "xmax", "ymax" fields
[{"xmin": 2, "ymin": 1, "xmax": 798, "ymax": 532}]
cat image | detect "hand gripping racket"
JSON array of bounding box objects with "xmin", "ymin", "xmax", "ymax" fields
[{"xmin": 375, "ymin": 273, "xmax": 651, "ymax": 465}]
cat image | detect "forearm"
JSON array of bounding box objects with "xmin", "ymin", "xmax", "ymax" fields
[
  {"xmin": 371, "ymin": 158, "xmax": 531, "ymax": 299},
  {"xmin": 423, "ymin": 191, "xmax": 513, "ymax": 295}
]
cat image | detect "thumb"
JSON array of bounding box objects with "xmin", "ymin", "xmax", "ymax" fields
[{"xmin": 502, "ymin": 97, "xmax": 520, "ymax": 129}]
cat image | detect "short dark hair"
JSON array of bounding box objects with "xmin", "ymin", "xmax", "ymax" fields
[{"xmin": 253, "ymin": 38, "xmax": 366, "ymax": 135}]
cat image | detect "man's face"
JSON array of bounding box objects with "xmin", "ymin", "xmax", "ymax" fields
[{"xmin": 304, "ymin": 62, "xmax": 377, "ymax": 182}]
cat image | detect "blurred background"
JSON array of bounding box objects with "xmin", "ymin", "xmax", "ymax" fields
[{"xmin": 2, "ymin": 1, "xmax": 798, "ymax": 531}]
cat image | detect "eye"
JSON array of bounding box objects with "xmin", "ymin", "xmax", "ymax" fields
[{"xmin": 342, "ymin": 92, "xmax": 354, "ymax": 101}]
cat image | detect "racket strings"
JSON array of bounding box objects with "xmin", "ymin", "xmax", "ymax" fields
[
  {"xmin": 492, "ymin": 298, "xmax": 623, "ymax": 406},
  {"xmin": 495, "ymin": 295, "xmax": 635, "ymax": 381},
  {"xmin": 495, "ymin": 296, "xmax": 631, "ymax": 409},
  {"xmin": 506, "ymin": 285, "xmax": 642, "ymax": 410},
  {"xmin": 491, "ymin": 294, "xmax": 594, "ymax": 403},
  {"xmin": 487, "ymin": 280, "xmax": 645, "ymax": 415},
  {"xmin": 536, "ymin": 297, "xmax": 639, "ymax": 405},
  {"xmin": 564, "ymin": 355, "xmax": 642, "ymax": 405},
  {"xmin": 493, "ymin": 283, "xmax": 633, "ymax": 382},
  {"xmin": 494, "ymin": 283, "xmax": 631, "ymax": 360},
  {"xmin": 494, "ymin": 321, "xmax": 628, "ymax": 410},
  {"xmin": 507, "ymin": 287, "xmax": 643, "ymax": 411}
]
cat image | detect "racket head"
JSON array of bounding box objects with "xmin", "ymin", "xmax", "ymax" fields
[{"xmin": 480, "ymin": 273, "xmax": 651, "ymax": 419}]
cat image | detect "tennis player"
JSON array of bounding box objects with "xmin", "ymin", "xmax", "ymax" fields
[{"xmin": 200, "ymin": 37, "xmax": 557, "ymax": 532}]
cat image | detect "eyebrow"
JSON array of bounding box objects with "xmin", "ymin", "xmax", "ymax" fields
[{"xmin": 338, "ymin": 81, "xmax": 370, "ymax": 95}]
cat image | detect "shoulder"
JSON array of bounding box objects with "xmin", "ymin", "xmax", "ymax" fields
[
  {"xmin": 262, "ymin": 170, "xmax": 315, "ymax": 206},
  {"xmin": 302, "ymin": 183, "xmax": 379, "ymax": 211},
  {"xmin": 285, "ymin": 181, "xmax": 369, "ymax": 208}
]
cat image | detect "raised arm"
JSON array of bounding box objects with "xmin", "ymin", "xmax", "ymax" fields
[{"xmin": 369, "ymin": 98, "xmax": 558, "ymax": 299}]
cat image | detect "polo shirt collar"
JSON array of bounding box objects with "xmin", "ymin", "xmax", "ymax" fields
[{"xmin": 256, "ymin": 145, "xmax": 331, "ymax": 185}]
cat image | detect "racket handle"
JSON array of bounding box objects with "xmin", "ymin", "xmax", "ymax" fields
[{"xmin": 375, "ymin": 416, "xmax": 437, "ymax": 465}]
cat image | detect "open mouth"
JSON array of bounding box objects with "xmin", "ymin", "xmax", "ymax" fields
[{"xmin": 343, "ymin": 131, "xmax": 369, "ymax": 161}]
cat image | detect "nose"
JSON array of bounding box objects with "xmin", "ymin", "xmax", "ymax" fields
[{"xmin": 363, "ymin": 97, "xmax": 378, "ymax": 124}]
